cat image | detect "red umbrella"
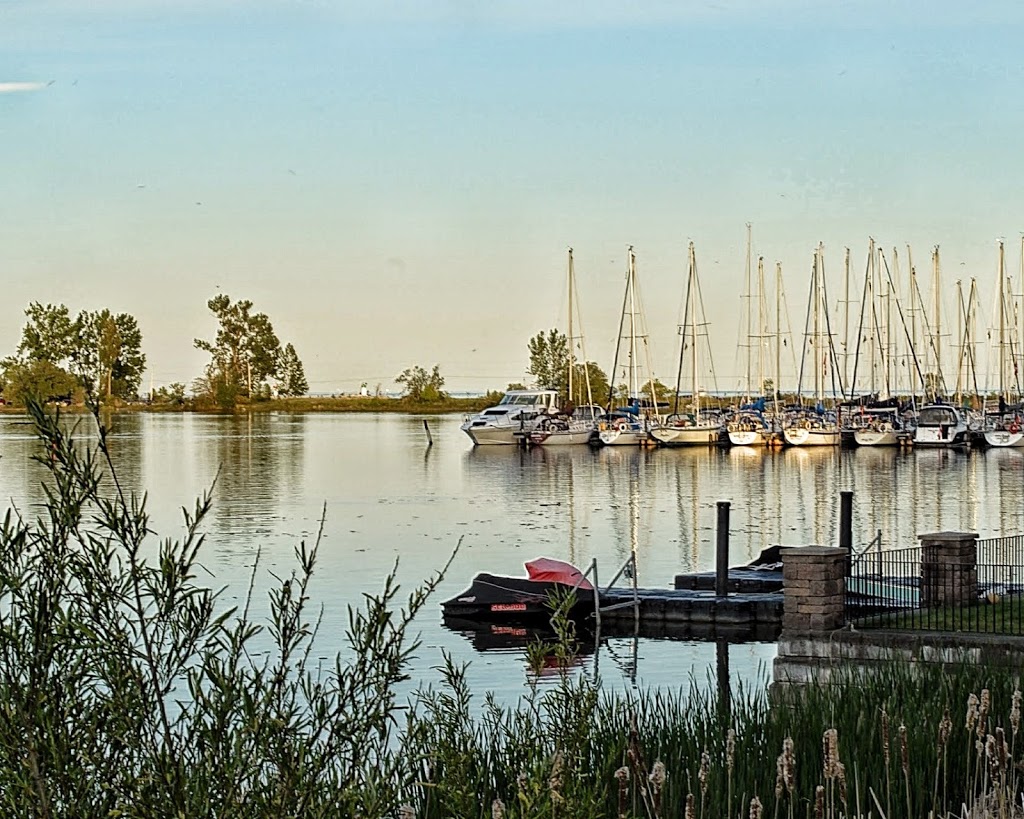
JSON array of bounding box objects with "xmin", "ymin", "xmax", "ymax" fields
[{"xmin": 524, "ymin": 557, "xmax": 593, "ymax": 590}]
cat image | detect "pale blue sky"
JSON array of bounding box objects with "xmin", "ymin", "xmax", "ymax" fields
[{"xmin": 3, "ymin": 1, "xmax": 1023, "ymax": 394}]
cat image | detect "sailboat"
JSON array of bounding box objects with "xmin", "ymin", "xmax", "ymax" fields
[
  {"xmin": 529, "ymin": 248, "xmax": 606, "ymax": 446},
  {"xmin": 650, "ymin": 242, "xmax": 723, "ymax": 446},
  {"xmin": 728, "ymin": 228, "xmax": 772, "ymax": 446},
  {"xmin": 597, "ymin": 247, "xmax": 661, "ymax": 446},
  {"xmin": 784, "ymin": 243, "xmax": 842, "ymax": 447},
  {"xmin": 983, "ymin": 239, "xmax": 1024, "ymax": 448}
]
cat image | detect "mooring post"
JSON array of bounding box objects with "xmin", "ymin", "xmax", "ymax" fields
[
  {"xmin": 716, "ymin": 500, "xmax": 731, "ymax": 598},
  {"xmin": 839, "ymin": 490, "xmax": 853, "ymax": 571}
]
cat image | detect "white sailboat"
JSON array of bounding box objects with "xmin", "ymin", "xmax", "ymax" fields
[
  {"xmin": 784, "ymin": 243, "xmax": 841, "ymax": 447},
  {"xmin": 983, "ymin": 239, "xmax": 1024, "ymax": 448},
  {"xmin": 529, "ymin": 248, "xmax": 606, "ymax": 446},
  {"xmin": 597, "ymin": 247, "xmax": 660, "ymax": 446},
  {"xmin": 651, "ymin": 242, "xmax": 723, "ymax": 446}
]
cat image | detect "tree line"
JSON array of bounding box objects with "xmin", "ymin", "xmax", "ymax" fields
[{"xmin": 0, "ymin": 296, "xmax": 310, "ymax": 409}]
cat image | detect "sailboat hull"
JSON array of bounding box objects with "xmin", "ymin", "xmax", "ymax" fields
[
  {"xmin": 853, "ymin": 429, "xmax": 901, "ymax": 447},
  {"xmin": 597, "ymin": 429, "xmax": 647, "ymax": 446},
  {"xmin": 783, "ymin": 427, "xmax": 840, "ymax": 447},
  {"xmin": 984, "ymin": 429, "xmax": 1024, "ymax": 448},
  {"xmin": 650, "ymin": 424, "xmax": 721, "ymax": 446},
  {"xmin": 529, "ymin": 427, "xmax": 595, "ymax": 446},
  {"xmin": 727, "ymin": 429, "xmax": 764, "ymax": 447}
]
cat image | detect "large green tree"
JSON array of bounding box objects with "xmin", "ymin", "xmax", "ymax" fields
[
  {"xmin": 396, "ymin": 365, "xmax": 446, "ymax": 402},
  {"xmin": 194, "ymin": 295, "xmax": 282, "ymax": 404},
  {"xmin": 277, "ymin": 343, "xmax": 308, "ymax": 397},
  {"xmin": 569, "ymin": 361, "xmax": 609, "ymax": 407},
  {"xmin": 527, "ymin": 329, "xmax": 569, "ymax": 393},
  {"xmin": 75, "ymin": 310, "xmax": 147, "ymax": 399},
  {"xmin": 1, "ymin": 302, "xmax": 146, "ymax": 404}
]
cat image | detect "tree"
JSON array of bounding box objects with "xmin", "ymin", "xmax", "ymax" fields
[
  {"xmin": 0, "ymin": 359, "xmax": 78, "ymax": 405},
  {"xmin": 17, "ymin": 302, "xmax": 76, "ymax": 366},
  {"xmin": 75, "ymin": 310, "xmax": 147, "ymax": 399},
  {"xmin": 569, "ymin": 361, "xmax": 609, "ymax": 407},
  {"xmin": 527, "ymin": 330, "xmax": 569, "ymax": 393},
  {"xmin": 277, "ymin": 343, "xmax": 308, "ymax": 397},
  {"xmin": 194, "ymin": 295, "xmax": 282, "ymax": 405},
  {"xmin": 396, "ymin": 365, "xmax": 446, "ymax": 402}
]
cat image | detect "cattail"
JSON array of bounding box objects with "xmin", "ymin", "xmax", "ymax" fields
[
  {"xmin": 837, "ymin": 761, "xmax": 847, "ymax": 806},
  {"xmin": 749, "ymin": 795, "xmax": 763, "ymax": 819},
  {"xmin": 398, "ymin": 805, "xmax": 415, "ymax": 819},
  {"xmin": 774, "ymin": 752, "xmax": 784, "ymax": 799},
  {"xmin": 615, "ymin": 765, "xmax": 630, "ymax": 819},
  {"xmin": 782, "ymin": 736, "xmax": 796, "ymax": 794},
  {"xmin": 727, "ymin": 728, "xmax": 736, "ymax": 775},
  {"xmin": 814, "ymin": 784, "xmax": 825, "ymax": 819},
  {"xmin": 549, "ymin": 750, "xmax": 564, "ymax": 804},
  {"xmin": 978, "ymin": 689, "xmax": 991, "ymax": 738},
  {"xmin": 698, "ymin": 747, "xmax": 711, "ymax": 796},
  {"xmin": 881, "ymin": 708, "xmax": 891, "ymax": 767},
  {"xmin": 966, "ymin": 692, "xmax": 980, "ymax": 733},
  {"xmin": 1012, "ymin": 687, "xmax": 1022, "ymax": 738},
  {"xmin": 986, "ymin": 734, "xmax": 1000, "ymax": 778},
  {"xmin": 491, "ymin": 799, "xmax": 506, "ymax": 819},
  {"xmin": 685, "ymin": 793, "xmax": 696, "ymax": 819},
  {"xmin": 899, "ymin": 724, "xmax": 909, "ymax": 776},
  {"xmin": 938, "ymin": 708, "xmax": 952, "ymax": 749},
  {"xmin": 996, "ymin": 727, "xmax": 1008, "ymax": 773},
  {"xmin": 649, "ymin": 760, "xmax": 667, "ymax": 789},
  {"xmin": 823, "ymin": 728, "xmax": 840, "ymax": 780}
]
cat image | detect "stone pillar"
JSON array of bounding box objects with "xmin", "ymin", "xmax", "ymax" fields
[
  {"xmin": 781, "ymin": 546, "xmax": 847, "ymax": 634},
  {"xmin": 919, "ymin": 532, "xmax": 978, "ymax": 608}
]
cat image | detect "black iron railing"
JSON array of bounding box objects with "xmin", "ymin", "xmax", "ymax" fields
[{"xmin": 845, "ymin": 536, "xmax": 1024, "ymax": 635}]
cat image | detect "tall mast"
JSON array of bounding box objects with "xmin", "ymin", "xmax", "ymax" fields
[
  {"xmin": 757, "ymin": 255, "xmax": 766, "ymax": 397},
  {"xmin": 628, "ymin": 248, "xmax": 638, "ymax": 400},
  {"xmin": 842, "ymin": 246, "xmax": 851, "ymax": 398},
  {"xmin": 567, "ymin": 248, "xmax": 575, "ymax": 404},
  {"xmin": 955, "ymin": 279, "xmax": 966, "ymax": 405},
  {"xmin": 932, "ymin": 245, "xmax": 942, "ymax": 391},
  {"xmin": 999, "ymin": 240, "xmax": 1007, "ymax": 401},
  {"xmin": 908, "ymin": 245, "xmax": 918, "ymax": 396},
  {"xmin": 690, "ymin": 242, "xmax": 700, "ymax": 415},
  {"xmin": 744, "ymin": 223, "xmax": 753, "ymax": 403},
  {"xmin": 775, "ymin": 261, "xmax": 783, "ymax": 414}
]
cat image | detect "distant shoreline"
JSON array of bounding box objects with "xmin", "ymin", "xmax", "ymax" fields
[{"xmin": 0, "ymin": 395, "xmax": 493, "ymax": 415}]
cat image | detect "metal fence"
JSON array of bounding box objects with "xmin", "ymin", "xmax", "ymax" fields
[{"xmin": 845, "ymin": 535, "xmax": 1024, "ymax": 634}]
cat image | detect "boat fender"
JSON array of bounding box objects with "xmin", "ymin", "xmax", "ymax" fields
[
  {"xmin": 1011, "ymin": 421, "xmax": 1021, "ymax": 434},
  {"xmin": 615, "ymin": 420, "xmax": 630, "ymax": 432}
]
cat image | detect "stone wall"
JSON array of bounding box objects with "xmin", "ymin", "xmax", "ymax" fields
[{"xmin": 780, "ymin": 546, "xmax": 846, "ymax": 634}]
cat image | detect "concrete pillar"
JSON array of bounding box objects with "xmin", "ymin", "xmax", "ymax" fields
[
  {"xmin": 919, "ymin": 532, "xmax": 978, "ymax": 608},
  {"xmin": 781, "ymin": 546, "xmax": 847, "ymax": 634}
]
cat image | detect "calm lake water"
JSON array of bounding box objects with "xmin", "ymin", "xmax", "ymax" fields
[{"xmin": 1, "ymin": 411, "xmax": 1020, "ymax": 701}]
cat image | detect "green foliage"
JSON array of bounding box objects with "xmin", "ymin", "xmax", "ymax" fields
[
  {"xmin": 527, "ymin": 329, "xmax": 569, "ymax": 392},
  {"xmin": 396, "ymin": 364, "xmax": 447, "ymax": 402},
  {"xmin": 194, "ymin": 294, "xmax": 282, "ymax": 405},
  {"xmin": 570, "ymin": 361, "xmax": 608, "ymax": 407},
  {"xmin": 1, "ymin": 303, "xmax": 146, "ymax": 405},
  {"xmin": 0, "ymin": 358, "xmax": 79, "ymax": 405},
  {"xmin": 152, "ymin": 382, "xmax": 187, "ymax": 405},
  {"xmin": 277, "ymin": 343, "xmax": 308, "ymax": 397}
]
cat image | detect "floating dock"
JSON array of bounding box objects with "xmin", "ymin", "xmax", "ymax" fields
[{"xmin": 598, "ymin": 584, "xmax": 782, "ymax": 635}]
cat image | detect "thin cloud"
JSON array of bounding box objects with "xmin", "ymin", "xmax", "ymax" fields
[{"xmin": 0, "ymin": 82, "xmax": 50, "ymax": 94}]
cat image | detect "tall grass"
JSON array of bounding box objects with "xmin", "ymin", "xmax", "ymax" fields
[{"xmin": 2, "ymin": 400, "xmax": 1023, "ymax": 817}]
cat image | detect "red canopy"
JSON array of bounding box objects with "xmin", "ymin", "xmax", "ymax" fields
[{"xmin": 525, "ymin": 557, "xmax": 593, "ymax": 591}]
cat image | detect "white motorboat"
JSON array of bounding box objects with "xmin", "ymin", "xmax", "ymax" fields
[
  {"xmin": 913, "ymin": 403, "xmax": 969, "ymax": 448},
  {"xmin": 460, "ymin": 389, "xmax": 560, "ymax": 445}
]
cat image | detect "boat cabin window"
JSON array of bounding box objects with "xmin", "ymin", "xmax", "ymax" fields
[
  {"xmin": 918, "ymin": 407, "xmax": 956, "ymax": 426},
  {"xmin": 483, "ymin": 409, "xmax": 509, "ymax": 416}
]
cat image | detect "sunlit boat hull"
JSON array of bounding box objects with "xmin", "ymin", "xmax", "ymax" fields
[
  {"xmin": 650, "ymin": 424, "xmax": 721, "ymax": 446},
  {"xmin": 983, "ymin": 429, "xmax": 1024, "ymax": 448},
  {"xmin": 529, "ymin": 426, "xmax": 596, "ymax": 446},
  {"xmin": 853, "ymin": 429, "xmax": 900, "ymax": 447},
  {"xmin": 597, "ymin": 428, "xmax": 647, "ymax": 446},
  {"xmin": 727, "ymin": 429, "xmax": 764, "ymax": 447},
  {"xmin": 913, "ymin": 427, "xmax": 969, "ymax": 447},
  {"xmin": 461, "ymin": 424, "xmax": 527, "ymax": 446},
  {"xmin": 783, "ymin": 427, "xmax": 840, "ymax": 447}
]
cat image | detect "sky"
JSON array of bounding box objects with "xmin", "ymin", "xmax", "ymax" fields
[{"xmin": 3, "ymin": 0, "xmax": 1024, "ymax": 395}]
